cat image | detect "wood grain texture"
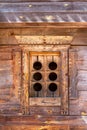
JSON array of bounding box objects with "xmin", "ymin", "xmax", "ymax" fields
[
  {"xmin": 30, "ymin": 98, "xmax": 61, "ymax": 106},
  {"xmin": 13, "ymin": 51, "xmax": 22, "ymax": 98},
  {"xmin": 22, "ymin": 50, "xmax": 29, "ymax": 114},
  {"xmin": 61, "ymin": 50, "xmax": 69, "ymax": 115},
  {"xmin": 0, "ymin": 50, "xmax": 21, "ymax": 115},
  {"xmin": 0, "ymin": 31, "xmax": 87, "ymax": 130},
  {"xmin": 69, "ymin": 48, "xmax": 78, "ymax": 98},
  {"xmin": 69, "ymin": 46, "xmax": 87, "ymax": 116}
]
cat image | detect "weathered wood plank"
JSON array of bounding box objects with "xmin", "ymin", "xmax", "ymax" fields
[
  {"xmin": 69, "ymin": 46, "xmax": 87, "ymax": 116},
  {"xmin": 0, "ymin": 35, "xmax": 18, "ymax": 45},
  {"xmin": 0, "ymin": 28, "xmax": 76, "ymax": 37},
  {"xmin": 30, "ymin": 106, "xmax": 61, "ymax": 116},
  {"xmin": 61, "ymin": 50, "xmax": 69, "ymax": 115},
  {"xmin": 69, "ymin": 48, "xmax": 78, "ymax": 98},
  {"xmin": 0, "ymin": 125, "xmax": 69, "ymax": 130},
  {"xmin": 13, "ymin": 51, "xmax": 22, "ymax": 98},
  {"xmin": 0, "ymin": 23, "xmax": 87, "ymax": 29},
  {"xmin": 30, "ymin": 98, "xmax": 61, "ymax": 106},
  {"xmin": 22, "ymin": 50, "xmax": 29, "ymax": 114},
  {"xmin": 0, "ymin": 52, "xmax": 12, "ymax": 60}
]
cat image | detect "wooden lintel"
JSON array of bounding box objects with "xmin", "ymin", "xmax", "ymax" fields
[{"xmin": 0, "ymin": 23, "xmax": 87, "ymax": 29}]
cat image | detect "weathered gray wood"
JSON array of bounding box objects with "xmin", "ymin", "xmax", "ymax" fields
[
  {"xmin": 0, "ymin": 1, "xmax": 87, "ymax": 23},
  {"xmin": 69, "ymin": 48, "xmax": 78, "ymax": 98},
  {"xmin": 61, "ymin": 50, "xmax": 69, "ymax": 115},
  {"xmin": 69, "ymin": 46, "xmax": 87, "ymax": 116},
  {"xmin": 0, "ymin": 2, "xmax": 87, "ymax": 13},
  {"xmin": 0, "ymin": 12, "xmax": 87, "ymax": 23}
]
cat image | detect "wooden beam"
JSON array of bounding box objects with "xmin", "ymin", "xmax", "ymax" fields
[
  {"xmin": 22, "ymin": 50, "xmax": 29, "ymax": 114},
  {"xmin": 61, "ymin": 50, "xmax": 69, "ymax": 115},
  {"xmin": 0, "ymin": 23, "xmax": 87, "ymax": 29},
  {"xmin": 13, "ymin": 51, "xmax": 22, "ymax": 99}
]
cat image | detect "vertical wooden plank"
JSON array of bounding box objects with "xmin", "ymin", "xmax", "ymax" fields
[
  {"xmin": 69, "ymin": 49, "xmax": 78, "ymax": 98},
  {"xmin": 61, "ymin": 50, "xmax": 68, "ymax": 115},
  {"xmin": 22, "ymin": 50, "xmax": 29, "ymax": 114},
  {"xmin": 13, "ymin": 51, "xmax": 22, "ymax": 99}
]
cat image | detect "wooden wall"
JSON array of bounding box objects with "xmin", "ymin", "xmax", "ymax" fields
[
  {"xmin": 0, "ymin": 28, "xmax": 87, "ymax": 129},
  {"xmin": 69, "ymin": 46, "xmax": 87, "ymax": 115},
  {"xmin": 0, "ymin": 47, "xmax": 22, "ymax": 115}
]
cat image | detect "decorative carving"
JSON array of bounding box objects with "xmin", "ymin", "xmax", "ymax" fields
[
  {"xmin": 21, "ymin": 45, "xmax": 70, "ymax": 115},
  {"xmin": 15, "ymin": 36, "xmax": 73, "ymax": 45}
]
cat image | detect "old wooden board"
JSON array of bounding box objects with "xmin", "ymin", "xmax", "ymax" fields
[
  {"xmin": 0, "ymin": 125, "xmax": 87, "ymax": 130},
  {"xmin": 30, "ymin": 98, "xmax": 61, "ymax": 106},
  {"xmin": 69, "ymin": 46, "xmax": 87, "ymax": 116},
  {"xmin": 0, "ymin": 23, "xmax": 87, "ymax": 29},
  {"xmin": 0, "ymin": 27, "xmax": 87, "ymax": 129}
]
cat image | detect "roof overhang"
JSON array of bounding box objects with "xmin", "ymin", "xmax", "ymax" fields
[{"xmin": 0, "ymin": 2, "xmax": 87, "ymax": 28}]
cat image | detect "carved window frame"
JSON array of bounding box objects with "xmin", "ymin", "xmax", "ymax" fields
[{"xmin": 21, "ymin": 45, "xmax": 69, "ymax": 115}]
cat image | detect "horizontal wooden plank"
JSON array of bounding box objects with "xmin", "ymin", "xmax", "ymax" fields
[
  {"xmin": 79, "ymin": 91, "xmax": 87, "ymax": 101},
  {"xmin": 0, "ymin": 88, "xmax": 10, "ymax": 95},
  {"xmin": 76, "ymin": 60, "xmax": 87, "ymax": 70},
  {"xmin": 77, "ymin": 70, "xmax": 87, "ymax": 80},
  {"xmin": 69, "ymin": 104, "xmax": 80, "ymax": 115},
  {"xmin": 0, "ymin": 23, "xmax": 87, "ymax": 29},
  {"xmin": 1, "ymin": 2, "xmax": 87, "ymax": 13},
  {"xmin": 0, "ymin": 28, "xmax": 76, "ymax": 36},
  {"xmin": 30, "ymin": 106, "xmax": 60, "ymax": 116},
  {"xmin": 0, "ymin": 74, "xmax": 13, "ymax": 87},
  {"xmin": 0, "ymin": 115, "xmax": 86, "ymax": 127},
  {"xmin": 0, "ymin": 60, "xmax": 12, "ymax": 69},
  {"xmin": 77, "ymin": 50, "xmax": 87, "ymax": 60},
  {"xmin": 0, "ymin": 95, "xmax": 11, "ymax": 100},
  {"xmin": 30, "ymin": 97, "xmax": 61, "ymax": 106},
  {"xmin": 0, "ymin": 52, "xmax": 12, "ymax": 60},
  {"xmin": 77, "ymin": 84, "xmax": 87, "ymax": 91},
  {"xmin": 0, "ymin": 125, "xmax": 69, "ymax": 130}
]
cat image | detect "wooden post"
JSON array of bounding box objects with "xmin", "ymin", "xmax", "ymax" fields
[
  {"xmin": 61, "ymin": 50, "xmax": 69, "ymax": 115},
  {"xmin": 13, "ymin": 50, "xmax": 22, "ymax": 114},
  {"xmin": 13, "ymin": 51, "xmax": 22, "ymax": 100},
  {"xmin": 22, "ymin": 50, "xmax": 29, "ymax": 114},
  {"xmin": 69, "ymin": 49, "xmax": 78, "ymax": 98}
]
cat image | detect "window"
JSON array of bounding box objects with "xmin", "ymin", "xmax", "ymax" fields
[
  {"xmin": 22, "ymin": 45, "xmax": 69, "ymax": 115},
  {"xmin": 30, "ymin": 52, "xmax": 61, "ymax": 99}
]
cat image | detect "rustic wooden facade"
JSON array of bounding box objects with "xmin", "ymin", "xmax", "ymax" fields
[{"xmin": 0, "ymin": 1, "xmax": 87, "ymax": 130}]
